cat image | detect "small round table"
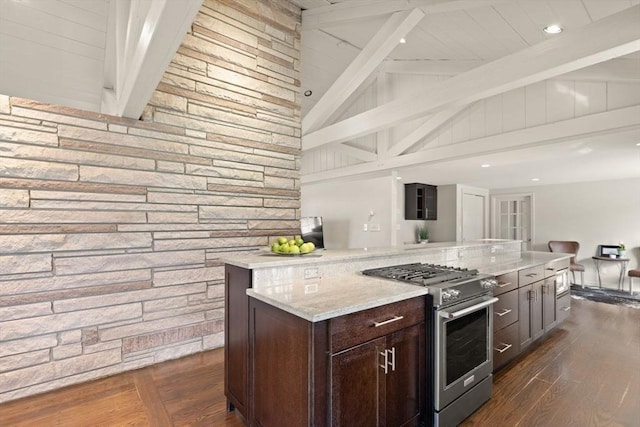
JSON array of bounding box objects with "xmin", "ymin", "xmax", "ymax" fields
[{"xmin": 592, "ymin": 256, "xmax": 630, "ymax": 290}]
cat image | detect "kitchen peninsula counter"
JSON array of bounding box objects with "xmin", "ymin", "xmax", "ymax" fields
[
  {"xmin": 221, "ymin": 240, "xmax": 572, "ymax": 322},
  {"xmin": 223, "ymin": 240, "xmax": 573, "ymax": 426}
]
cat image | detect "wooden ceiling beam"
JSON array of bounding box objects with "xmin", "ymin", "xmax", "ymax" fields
[
  {"xmin": 302, "ymin": 105, "xmax": 640, "ymax": 184},
  {"xmin": 101, "ymin": 0, "xmax": 202, "ymax": 119},
  {"xmin": 301, "ymin": 4, "xmax": 640, "ymax": 151},
  {"xmin": 302, "ymin": 8, "xmax": 425, "ymax": 134}
]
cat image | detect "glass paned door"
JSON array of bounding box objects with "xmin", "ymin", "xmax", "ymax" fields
[{"xmin": 492, "ymin": 195, "xmax": 533, "ymax": 250}]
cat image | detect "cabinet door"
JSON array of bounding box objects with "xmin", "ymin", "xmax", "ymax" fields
[
  {"xmin": 531, "ymin": 281, "xmax": 544, "ymax": 341},
  {"xmin": 542, "ymin": 277, "xmax": 558, "ymax": 331},
  {"xmin": 225, "ymin": 265, "xmax": 251, "ymax": 415},
  {"xmin": 493, "ymin": 289, "xmax": 518, "ymax": 331},
  {"xmin": 518, "ymin": 284, "xmax": 533, "ymax": 350},
  {"xmin": 332, "ymin": 337, "xmax": 387, "ymax": 427},
  {"xmin": 386, "ymin": 324, "xmax": 424, "ymax": 427}
]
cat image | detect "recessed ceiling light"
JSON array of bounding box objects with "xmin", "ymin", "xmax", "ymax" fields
[
  {"xmin": 543, "ymin": 24, "xmax": 563, "ymax": 34},
  {"xmin": 399, "ymin": 37, "xmax": 406, "ymax": 44},
  {"xmin": 304, "ymin": 90, "xmax": 313, "ymax": 97},
  {"xmin": 636, "ymin": 142, "xmax": 640, "ymax": 146},
  {"xmin": 481, "ymin": 164, "xmax": 491, "ymax": 168},
  {"xmin": 396, "ymin": 176, "xmax": 402, "ymax": 180},
  {"xmin": 531, "ymin": 178, "xmax": 540, "ymax": 182}
]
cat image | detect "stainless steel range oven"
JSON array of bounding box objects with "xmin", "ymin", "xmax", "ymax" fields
[{"xmin": 362, "ymin": 263, "xmax": 498, "ymax": 427}]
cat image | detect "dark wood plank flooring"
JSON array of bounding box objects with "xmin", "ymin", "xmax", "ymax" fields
[{"xmin": 1, "ymin": 298, "xmax": 638, "ymax": 426}]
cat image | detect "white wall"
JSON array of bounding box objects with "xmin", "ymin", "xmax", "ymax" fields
[
  {"xmin": 491, "ymin": 177, "xmax": 640, "ymax": 290},
  {"xmin": 301, "ymin": 175, "xmax": 393, "ymax": 249}
]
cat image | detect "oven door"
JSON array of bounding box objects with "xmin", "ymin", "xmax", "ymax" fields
[{"xmin": 434, "ymin": 295, "xmax": 498, "ymax": 411}]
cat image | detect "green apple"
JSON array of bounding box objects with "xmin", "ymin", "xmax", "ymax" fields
[
  {"xmin": 288, "ymin": 239, "xmax": 296, "ymax": 247},
  {"xmin": 277, "ymin": 236, "xmax": 288, "ymax": 245},
  {"xmin": 299, "ymin": 243, "xmax": 311, "ymax": 254},
  {"xmin": 271, "ymin": 242, "xmax": 280, "ymax": 252},
  {"xmin": 289, "ymin": 245, "xmax": 300, "ymax": 254},
  {"xmin": 307, "ymin": 242, "xmax": 315, "ymax": 251},
  {"xmin": 295, "ymin": 237, "xmax": 304, "ymax": 246},
  {"xmin": 278, "ymin": 244, "xmax": 290, "ymax": 253}
]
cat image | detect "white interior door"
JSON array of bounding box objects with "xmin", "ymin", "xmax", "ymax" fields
[
  {"xmin": 492, "ymin": 194, "xmax": 533, "ymax": 249},
  {"xmin": 462, "ymin": 193, "xmax": 485, "ymax": 241}
]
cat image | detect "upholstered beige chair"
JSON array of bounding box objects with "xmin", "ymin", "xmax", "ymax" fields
[{"xmin": 548, "ymin": 241, "xmax": 585, "ymax": 287}]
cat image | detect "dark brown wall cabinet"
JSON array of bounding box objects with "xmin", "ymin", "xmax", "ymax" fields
[{"xmin": 405, "ymin": 183, "xmax": 437, "ymax": 220}]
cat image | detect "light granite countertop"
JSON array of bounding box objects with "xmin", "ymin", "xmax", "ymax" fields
[
  {"xmin": 222, "ymin": 239, "xmax": 517, "ymax": 270},
  {"xmin": 244, "ymin": 249, "xmax": 572, "ymax": 323},
  {"xmin": 247, "ymin": 273, "xmax": 429, "ymax": 322}
]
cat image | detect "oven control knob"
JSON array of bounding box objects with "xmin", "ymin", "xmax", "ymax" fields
[
  {"xmin": 449, "ymin": 289, "xmax": 461, "ymax": 298},
  {"xmin": 481, "ymin": 279, "xmax": 497, "ymax": 289}
]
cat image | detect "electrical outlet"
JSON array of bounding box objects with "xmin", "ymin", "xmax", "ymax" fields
[
  {"xmin": 304, "ymin": 268, "xmax": 319, "ymax": 279},
  {"xmin": 491, "ymin": 246, "xmax": 497, "ymax": 253},
  {"xmin": 491, "ymin": 256, "xmax": 496, "ymax": 263},
  {"xmin": 363, "ymin": 223, "xmax": 368, "ymax": 231}
]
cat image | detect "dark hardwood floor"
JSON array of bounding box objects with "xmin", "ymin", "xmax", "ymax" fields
[{"xmin": 1, "ymin": 298, "xmax": 638, "ymax": 426}]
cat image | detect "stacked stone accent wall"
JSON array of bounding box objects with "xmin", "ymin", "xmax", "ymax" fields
[{"xmin": 0, "ymin": 0, "xmax": 301, "ymax": 403}]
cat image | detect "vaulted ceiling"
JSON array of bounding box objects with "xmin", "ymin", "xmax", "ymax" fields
[
  {"xmin": 293, "ymin": 0, "xmax": 640, "ymax": 188},
  {"xmin": 1, "ymin": 0, "xmax": 639, "ymax": 189}
]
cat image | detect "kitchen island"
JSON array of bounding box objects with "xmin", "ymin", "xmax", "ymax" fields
[{"xmin": 222, "ymin": 240, "xmax": 572, "ymax": 426}]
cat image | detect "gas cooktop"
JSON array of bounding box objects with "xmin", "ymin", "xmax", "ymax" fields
[
  {"xmin": 362, "ymin": 263, "xmax": 496, "ymax": 306},
  {"xmin": 362, "ymin": 263, "xmax": 479, "ymax": 286}
]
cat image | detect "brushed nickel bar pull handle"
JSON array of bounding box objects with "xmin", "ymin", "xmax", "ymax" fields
[
  {"xmin": 389, "ymin": 347, "xmax": 396, "ymax": 372},
  {"xmin": 373, "ymin": 315, "xmax": 404, "ymax": 327},
  {"xmin": 495, "ymin": 308, "xmax": 512, "ymax": 317},
  {"xmin": 496, "ymin": 282, "xmax": 512, "ymax": 288},
  {"xmin": 495, "ymin": 343, "xmax": 513, "ymax": 353},
  {"xmin": 438, "ymin": 297, "xmax": 499, "ymax": 319},
  {"xmin": 380, "ymin": 351, "xmax": 388, "ymax": 374},
  {"xmin": 525, "ymin": 273, "xmax": 538, "ymax": 277},
  {"xmin": 562, "ymin": 306, "xmax": 571, "ymax": 312}
]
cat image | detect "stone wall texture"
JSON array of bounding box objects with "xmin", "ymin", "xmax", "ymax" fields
[{"xmin": 0, "ymin": 0, "xmax": 301, "ymax": 403}]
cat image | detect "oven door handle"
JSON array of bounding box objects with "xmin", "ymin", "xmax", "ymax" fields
[{"xmin": 438, "ymin": 297, "xmax": 499, "ymax": 319}]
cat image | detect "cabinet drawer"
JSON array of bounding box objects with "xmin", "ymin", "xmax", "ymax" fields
[
  {"xmin": 493, "ymin": 271, "xmax": 518, "ymax": 296},
  {"xmin": 330, "ymin": 297, "xmax": 425, "ymax": 353},
  {"xmin": 493, "ymin": 289, "xmax": 518, "ymax": 331},
  {"xmin": 493, "ymin": 321, "xmax": 519, "ymax": 371},
  {"xmin": 519, "ymin": 265, "xmax": 544, "ymax": 287},
  {"xmin": 545, "ymin": 258, "xmax": 570, "ymax": 278},
  {"xmin": 557, "ymin": 292, "xmax": 571, "ymax": 323}
]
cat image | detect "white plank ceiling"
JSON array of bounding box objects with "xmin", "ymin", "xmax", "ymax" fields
[
  {"xmin": 0, "ymin": 0, "xmax": 638, "ymax": 188},
  {"xmin": 0, "ymin": 0, "xmax": 202, "ymax": 118},
  {"xmin": 294, "ymin": 0, "xmax": 640, "ymax": 188}
]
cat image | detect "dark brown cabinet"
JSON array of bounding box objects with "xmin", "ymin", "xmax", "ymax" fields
[
  {"xmin": 494, "ymin": 259, "xmax": 570, "ymax": 372},
  {"xmin": 517, "ymin": 263, "xmax": 563, "ymax": 351},
  {"xmin": 247, "ymin": 294, "xmax": 426, "ymax": 427},
  {"xmin": 492, "ymin": 271, "xmax": 519, "ymax": 370},
  {"xmin": 405, "ymin": 183, "xmax": 437, "ymax": 220},
  {"xmin": 224, "ymin": 264, "xmax": 251, "ymax": 415},
  {"xmin": 332, "ymin": 324, "xmax": 423, "ymax": 427}
]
